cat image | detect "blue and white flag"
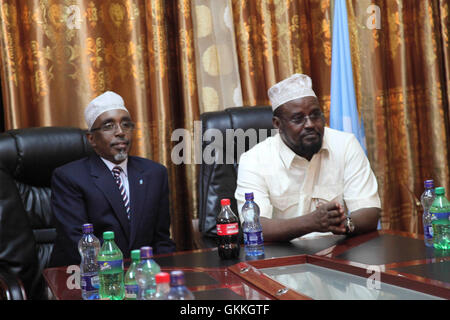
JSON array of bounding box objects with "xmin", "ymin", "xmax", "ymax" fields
[{"xmin": 329, "ymin": 0, "xmax": 367, "ymax": 154}]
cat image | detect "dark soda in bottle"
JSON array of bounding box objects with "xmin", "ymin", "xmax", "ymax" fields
[{"xmin": 216, "ymin": 198, "xmax": 240, "ymax": 259}]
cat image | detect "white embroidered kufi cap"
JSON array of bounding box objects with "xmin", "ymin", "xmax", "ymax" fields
[
  {"xmin": 268, "ymin": 74, "xmax": 317, "ymax": 111},
  {"xmin": 84, "ymin": 91, "xmax": 129, "ymax": 130}
]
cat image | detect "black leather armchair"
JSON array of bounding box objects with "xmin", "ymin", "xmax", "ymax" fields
[
  {"xmin": 0, "ymin": 127, "xmax": 94, "ymax": 299},
  {"xmin": 198, "ymin": 106, "xmax": 276, "ymax": 238}
]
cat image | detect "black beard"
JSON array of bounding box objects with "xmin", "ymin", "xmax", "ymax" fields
[
  {"xmin": 295, "ymin": 136, "xmax": 322, "ymax": 156},
  {"xmin": 295, "ymin": 139, "xmax": 322, "ymax": 157},
  {"xmin": 283, "ymin": 133, "xmax": 323, "ymax": 160}
]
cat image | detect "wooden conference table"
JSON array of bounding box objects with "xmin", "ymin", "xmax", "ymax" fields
[{"xmin": 43, "ymin": 230, "xmax": 450, "ymax": 300}]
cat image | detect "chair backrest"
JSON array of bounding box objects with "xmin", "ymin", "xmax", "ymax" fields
[
  {"xmin": 0, "ymin": 127, "xmax": 94, "ymax": 299},
  {"xmin": 198, "ymin": 106, "xmax": 275, "ymax": 237}
]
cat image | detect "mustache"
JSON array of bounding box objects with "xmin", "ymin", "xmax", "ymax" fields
[
  {"xmin": 299, "ymin": 128, "xmax": 320, "ymax": 138},
  {"xmin": 110, "ymin": 138, "xmax": 129, "ymax": 147}
]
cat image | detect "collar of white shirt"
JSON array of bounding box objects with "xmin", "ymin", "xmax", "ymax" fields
[
  {"xmin": 277, "ymin": 128, "xmax": 331, "ymax": 169},
  {"xmin": 100, "ymin": 157, "xmax": 128, "ymax": 177}
]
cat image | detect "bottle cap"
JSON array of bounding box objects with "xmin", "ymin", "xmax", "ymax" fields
[
  {"xmin": 131, "ymin": 249, "xmax": 140, "ymax": 261},
  {"xmin": 155, "ymin": 272, "xmax": 170, "ymax": 284},
  {"xmin": 221, "ymin": 198, "xmax": 231, "ymax": 206},
  {"xmin": 424, "ymin": 180, "xmax": 434, "ymax": 189},
  {"xmin": 170, "ymin": 270, "xmax": 186, "ymax": 286},
  {"xmin": 140, "ymin": 246, "xmax": 153, "ymax": 259},
  {"xmin": 103, "ymin": 231, "xmax": 114, "ymax": 240},
  {"xmin": 245, "ymin": 192, "xmax": 254, "ymax": 201},
  {"xmin": 435, "ymin": 187, "xmax": 445, "ymax": 195},
  {"xmin": 82, "ymin": 223, "xmax": 93, "ymax": 234}
]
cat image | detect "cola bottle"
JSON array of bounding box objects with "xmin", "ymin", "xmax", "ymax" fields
[{"xmin": 216, "ymin": 198, "xmax": 240, "ymax": 259}]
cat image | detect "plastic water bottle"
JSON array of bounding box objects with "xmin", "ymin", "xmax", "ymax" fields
[
  {"xmin": 216, "ymin": 198, "xmax": 240, "ymax": 259},
  {"xmin": 124, "ymin": 249, "xmax": 140, "ymax": 300},
  {"xmin": 167, "ymin": 270, "xmax": 195, "ymax": 300},
  {"xmin": 78, "ymin": 223, "xmax": 100, "ymax": 300},
  {"xmin": 431, "ymin": 219, "xmax": 450, "ymax": 250},
  {"xmin": 242, "ymin": 192, "xmax": 265, "ymax": 257},
  {"xmin": 421, "ymin": 180, "xmax": 436, "ymax": 247},
  {"xmin": 135, "ymin": 246, "xmax": 161, "ymax": 300},
  {"xmin": 429, "ymin": 187, "xmax": 450, "ymax": 250},
  {"xmin": 153, "ymin": 272, "xmax": 171, "ymax": 300},
  {"xmin": 97, "ymin": 231, "xmax": 125, "ymax": 300},
  {"xmin": 430, "ymin": 187, "xmax": 450, "ymax": 220}
]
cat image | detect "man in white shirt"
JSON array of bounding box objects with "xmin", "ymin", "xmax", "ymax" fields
[{"xmin": 235, "ymin": 74, "xmax": 381, "ymax": 241}]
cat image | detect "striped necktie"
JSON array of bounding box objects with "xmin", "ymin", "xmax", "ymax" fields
[{"xmin": 112, "ymin": 166, "xmax": 131, "ymax": 220}]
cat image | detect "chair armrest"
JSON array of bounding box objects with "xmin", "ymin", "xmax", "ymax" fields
[{"xmin": 0, "ymin": 269, "xmax": 27, "ymax": 300}]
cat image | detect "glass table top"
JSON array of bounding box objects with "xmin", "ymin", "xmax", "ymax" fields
[{"xmin": 261, "ymin": 263, "xmax": 443, "ymax": 300}]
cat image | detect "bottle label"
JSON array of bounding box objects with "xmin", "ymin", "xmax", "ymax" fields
[
  {"xmin": 424, "ymin": 224, "xmax": 433, "ymax": 239},
  {"xmin": 217, "ymin": 223, "xmax": 239, "ymax": 236},
  {"xmin": 430, "ymin": 211, "xmax": 450, "ymax": 220},
  {"xmin": 244, "ymin": 231, "xmax": 264, "ymax": 246},
  {"xmin": 98, "ymin": 259, "xmax": 123, "ymax": 273},
  {"xmin": 81, "ymin": 272, "xmax": 99, "ymax": 291},
  {"xmin": 125, "ymin": 284, "xmax": 139, "ymax": 299}
]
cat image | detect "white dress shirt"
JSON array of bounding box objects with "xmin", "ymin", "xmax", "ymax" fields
[
  {"xmin": 235, "ymin": 127, "xmax": 381, "ymax": 238},
  {"xmin": 101, "ymin": 157, "xmax": 130, "ymax": 202}
]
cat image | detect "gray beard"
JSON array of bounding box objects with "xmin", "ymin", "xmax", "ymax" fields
[{"xmin": 114, "ymin": 150, "xmax": 128, "ymax": 162}]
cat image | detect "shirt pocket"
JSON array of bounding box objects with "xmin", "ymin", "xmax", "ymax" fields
[
  {"xmin": 270, "ymin": 193, "xmax": 299, "ymax": 212},
  {"xmin": 312, "ymin": 184, "xmax": 344, "ymax": 206}
]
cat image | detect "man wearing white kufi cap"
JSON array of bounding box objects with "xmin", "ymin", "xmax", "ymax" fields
[
  {"xmin": 235, "ymin": 74, "xmax": 381, "ymax": 242},
  {"xmin": 49, "ymin": 91, "xmax": 175, "ymax": 267}
]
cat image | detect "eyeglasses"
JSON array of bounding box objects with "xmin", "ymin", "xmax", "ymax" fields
[
  {"xmin": 288, "ymin": 111, "xmax": 324, "ymax": 126},
  {"xmin": 90, "ymin": 121, "xmax": 135, "ymax": 133}
]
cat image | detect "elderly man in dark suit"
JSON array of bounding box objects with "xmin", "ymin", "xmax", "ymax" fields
[{"xmin": 49, "ymin": 91, "xmax": 175, "ymax": 267}]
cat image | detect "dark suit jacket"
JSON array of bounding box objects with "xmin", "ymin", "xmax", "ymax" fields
[{"xmin": 49, "ymin": 154, "xmax": 175, "ymax": 267}]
